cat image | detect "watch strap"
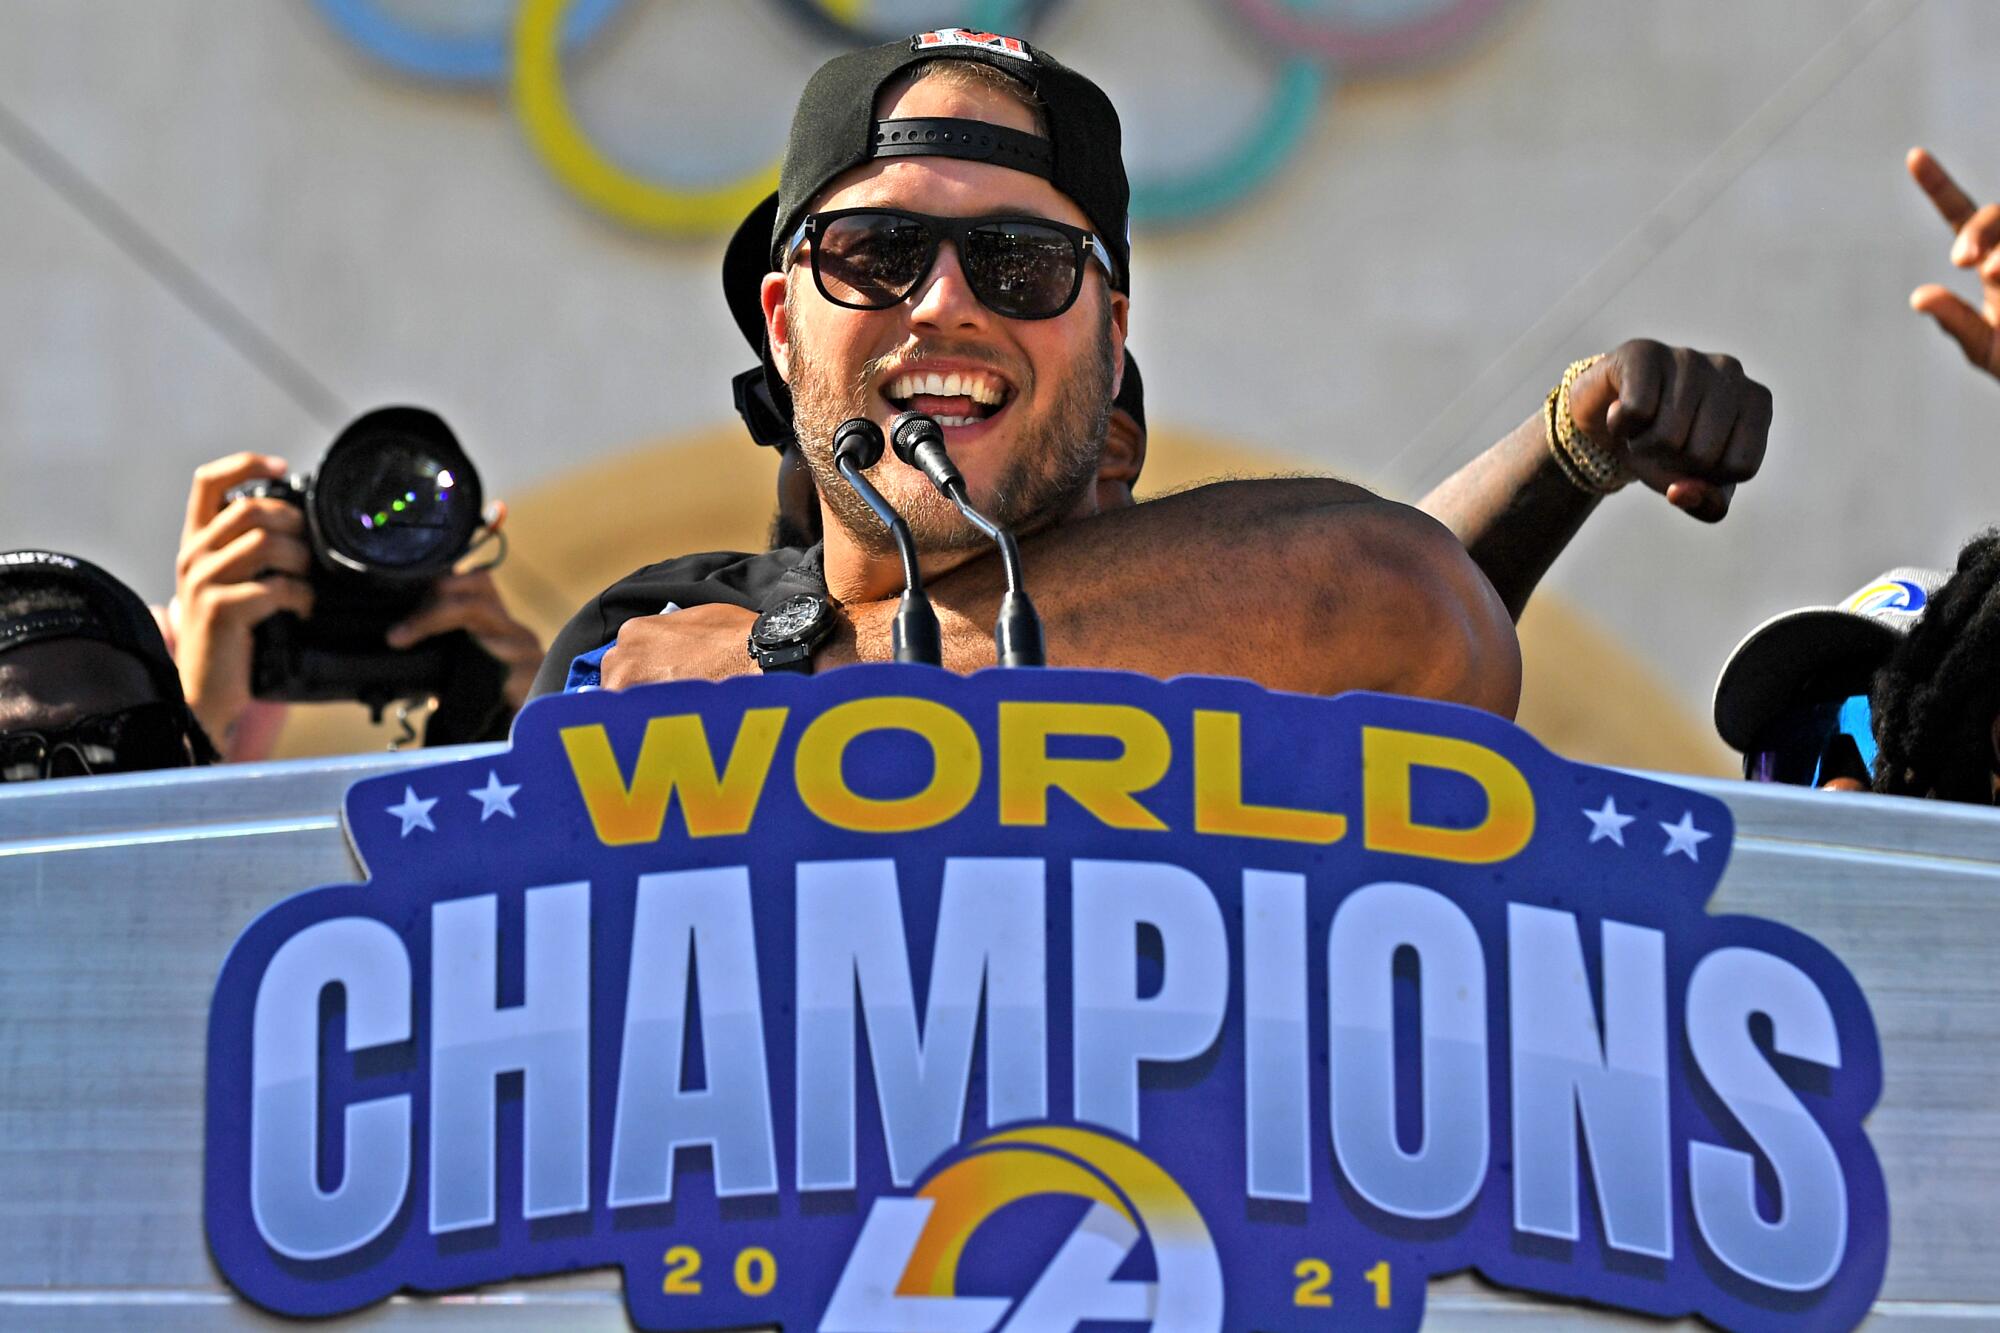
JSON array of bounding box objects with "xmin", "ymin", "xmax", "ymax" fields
[{"xmin": 748, "ymin": 637, "xmax": 816, "ymax": 673}]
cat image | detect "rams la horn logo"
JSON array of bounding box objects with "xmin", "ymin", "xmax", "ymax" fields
[
  {"xmin": 820, "ymin": 1125, "xmax": 1224, "ymax": 1332},
  {"xmin": 1843, "ymin": 579, "xmax": 1929, "ymax": 616}
]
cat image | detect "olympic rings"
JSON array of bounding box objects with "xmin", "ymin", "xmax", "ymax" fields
[
  {"xmin": 773, "ymin": 0, "xmax": 1061, "ymax": 47},
  {"xmin": 1128, "ymin": 59, "xmax": 1326, "ymax": 227},
  {"xmin": 511, "ymin": 0, "xmax": 781, "ymax": 235},
  {"xmin": 310, "ymin": 0, "xmax": 1517, "ymax": 235},
  {"xmin": 310, "ymin": 0, "xmax": 625, "ymax": 85},
  {"xmin": 1226, "ymin": 0, "xmax": 1513, "ymax": 69}
]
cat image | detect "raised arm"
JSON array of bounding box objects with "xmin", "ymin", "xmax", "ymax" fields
[
  {"xmin": 1417, "ymin": 340, "xmax": 1771, "ymax": 620},
  {"xmin": 820, "ymin": 477, "xmax": 1522, "ymax": 715}
]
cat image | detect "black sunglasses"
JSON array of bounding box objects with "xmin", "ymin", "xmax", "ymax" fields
[
  {"xmin": 787, "ymin": 207, "xmax": 1121, "ymax": 321},
  {"xmin": 0, "ymin": 700, "xmax": 218, "ymax": 783}
]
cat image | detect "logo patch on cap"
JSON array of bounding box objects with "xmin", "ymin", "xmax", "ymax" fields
[
  {"xmin": 1843, "ymin": 580, "xmax": 1929, "ymax": 617},
  {"xmin": 912, "ymin": 28, "xmax": 1032, "ymax": 62},
  {"xmin": 0, "ymin": 550, "xmax": 76, "ymax": 571}
]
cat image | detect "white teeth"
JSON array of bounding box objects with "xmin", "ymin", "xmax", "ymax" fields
[
  {"xmin": 882, "ymin": 370, "xmax": 1008, "ymax": 405},
  {"xmin": 936, "ymin": 415, "xmax": 978, "ymax": 427}
]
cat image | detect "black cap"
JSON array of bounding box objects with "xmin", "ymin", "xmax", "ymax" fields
[
  {"xmin": 1712, "ymin": 568, "xmax": 1945, "ymax": 752},
  {"xmin": 725, "ymin": 31, "xmax": 1131, "ymax": 348},
  {"xmin": 767, "ymin": 30, "xmax": 1129, "ymax": 286},
  {"xmin": 0, "ymin": 550, "xmax": 186, "ymax": 706},
  {"xmin": 723, "ymin": 193, "xmax": 781, "ymax": 354},
  {"xmin": 724, "ymin": 190, "xmax": 796, "ymax": 445}
]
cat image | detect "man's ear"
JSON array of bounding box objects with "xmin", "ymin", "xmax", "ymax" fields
[
  {"xmin": 1091, "ymin": 290, "xmax": 1138, "ymax": 512},
  {"xmin": 762, "ymin": 271, "xmax": 793, "ymax": 383},
  {"xmin": 1107, "ymin": 289, "xmax": 1129, "ymax": 401},
  {"xmin": 1095, "ymin": 408, "xmax": 1145, "ymax": 512}
]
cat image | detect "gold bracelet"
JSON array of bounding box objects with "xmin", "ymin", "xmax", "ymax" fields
[
  {"xmin": 1550, "ymin": 354, "xmax": 1631, "ymax": 494},
  {"xmin": 1543, "ymin": 386, "xmax": 1595, "ymax": 494}
]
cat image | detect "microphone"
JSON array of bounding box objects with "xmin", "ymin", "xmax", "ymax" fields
[
  {"xmin": 831, "ymin": 418, "xmax": 941, "ymax": 666},
  {"xmin": 889, "ymin": 410, "xmax": 1046, "ymax": 668}
]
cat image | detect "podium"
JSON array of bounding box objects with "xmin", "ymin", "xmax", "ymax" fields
[{"xmin": 1, "ymin": 665, "xmax": 1991, "ymax": 1330}]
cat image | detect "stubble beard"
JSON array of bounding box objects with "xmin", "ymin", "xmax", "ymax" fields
[{"xmin": 786, "ymin": 296, "xmax": 1115, "ymax": 560}]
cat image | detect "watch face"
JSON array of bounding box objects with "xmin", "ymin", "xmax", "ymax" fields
[{"xmin": 758, "ymin": 594, "xmax": 823, "ymax": 644}]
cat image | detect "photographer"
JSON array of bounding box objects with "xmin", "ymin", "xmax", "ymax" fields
[{"xmin": 169, "ymin": 449, "xmax": 542, "ymax": 760}]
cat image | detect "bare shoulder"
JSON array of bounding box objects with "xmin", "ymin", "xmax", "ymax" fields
[
  {"xmin": 928, "ymin": 474, "xmax": 1519, "ymax": 714},
  {"xmin": 1163, "ymin": 483, "xmax": 1518, "ymax": 713},
  {"xmin": 1326, "ymin": 502, "xmax": 1521, "ymax": 716}
]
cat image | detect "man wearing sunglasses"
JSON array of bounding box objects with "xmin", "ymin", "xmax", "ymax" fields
[
  {"xmin": 543, "ymin": 31, "xmax": 1772, "ymax": 713},
  {"xmin": 539, "ymin": 32, "xmax": 1777, "ymax": 708},
  {"xmin": 538, "ymin": 31, "xmax": 1520, "ymax": 711},
  {"xmin": 0, "ymin": 550, "xmax": 217, "ymax": 784}
]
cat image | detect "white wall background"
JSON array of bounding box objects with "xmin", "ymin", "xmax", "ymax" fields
[{"xmin": 3, "ymin": 0, "xmax": 1996, "ymax": 728}]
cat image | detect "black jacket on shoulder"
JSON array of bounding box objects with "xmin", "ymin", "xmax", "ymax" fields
[{"xmin": 529, "ymin": 545, "xmax": 824, "ymax": 698}]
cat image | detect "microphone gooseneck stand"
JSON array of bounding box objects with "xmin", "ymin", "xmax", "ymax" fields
[
  {"xmin": 888, "ymin": 410, "xmax": 1046, "ymax": 668},
  {"xmin": 831, "ymin": 417, "xmax": 943, "ymax": 666}
]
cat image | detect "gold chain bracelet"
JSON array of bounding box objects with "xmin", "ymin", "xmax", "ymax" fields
[{"xmin": 1546, "ymin": 354, "xmax": 1631, "ymax": 495}]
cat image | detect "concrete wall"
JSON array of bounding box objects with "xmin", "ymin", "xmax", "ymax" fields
[{"xmin": 3, "ymin": 0, "xmax": 1996, "ymax": 743}]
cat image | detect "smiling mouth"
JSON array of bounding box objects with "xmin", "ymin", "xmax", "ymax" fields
[{"xmin": 881, "ymin": 368, "xmax": 1014, "ymax": 429}]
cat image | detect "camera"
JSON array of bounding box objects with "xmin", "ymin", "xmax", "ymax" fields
[{"xmin": 228, "ymin": 406, "xmax": 488, "ymax": 715}]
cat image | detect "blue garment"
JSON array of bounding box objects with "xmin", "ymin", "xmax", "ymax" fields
[
  {"xmin": 563, "ymin": 641, "xmax": 610, "ymax": 692},
  {"xmin": 562, "ymin": 601, "xmax": 681, "ymax": 692}
]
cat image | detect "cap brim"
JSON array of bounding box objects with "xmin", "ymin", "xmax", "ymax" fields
[
  {"xmin": 724, "ymin": 191, "xmax": 781, "ymax": 354},
  {"xmin": 1712, "ymin": 608, "xmax": 1900, "ymax": 752}
]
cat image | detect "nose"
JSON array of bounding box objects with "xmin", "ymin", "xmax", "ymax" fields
[{"xmin": 906, "ymin": 241, "xmax": 989, "ymax": 332}]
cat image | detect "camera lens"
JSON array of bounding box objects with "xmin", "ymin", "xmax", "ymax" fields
[{"xmin": 313, "ymin": 409, "xmax": 482, "ymax": 576}]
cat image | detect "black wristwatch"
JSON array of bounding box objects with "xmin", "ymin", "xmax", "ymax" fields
[{"xmin": 747, "ymin": 593, "xmax": 834, "ymax": 673}]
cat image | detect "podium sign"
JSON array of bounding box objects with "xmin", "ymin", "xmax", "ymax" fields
[{"xmin": 202, "ymin": 666, "xmax": 1888, "ymax": 1330}]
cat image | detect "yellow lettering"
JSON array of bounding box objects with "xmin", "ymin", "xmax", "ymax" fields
[
  {"xmin": 1361, "ymin": 726, "xmax": 1534, "ymax": 863},
  {"xmin": 998, "ymin": 702, "xmax": 1169, "ymax": 831},
  {"xmin": 794, "ymin": 697, "xmax": 980, "ymax": 833},
  {"xmin": 1193, "ymin": 710, "xmax": 1346, "ymax": 844},
  {"xmin": 559, "ymin": 709, "xmax": 787, "ymax": 845}
]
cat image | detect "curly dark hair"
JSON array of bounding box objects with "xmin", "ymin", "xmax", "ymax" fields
[{"xmin": 1870, "ymin": 530, "xmax": 2000, "ymax": 802}]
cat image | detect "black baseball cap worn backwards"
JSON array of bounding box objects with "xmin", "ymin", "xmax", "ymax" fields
[
  {"xmin": 725, "ymin": 27, "xmax": 1131, "ymax": 359},
  {"xmin": 770, "ymin": 27, "xmax": 1130, "ymax": 286},
  {"xmin": 0, "ymin": 549, "xmax": 187, "ymax": 706}
]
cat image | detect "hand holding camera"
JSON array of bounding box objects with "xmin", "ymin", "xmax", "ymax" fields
[
  {"xmin": 172, "ymin": 451, "xmax": 315, "ymax": 753},
  {"xmin": 173, "ymin": 408, "xmax": 540, "ymax": 756},
  {"xmin": 381, "ymin": 505, "xmax": 542, "ymax": 714}
]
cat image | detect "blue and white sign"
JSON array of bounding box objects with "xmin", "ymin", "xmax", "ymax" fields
[{"xmin": 204, "ymin": 666, "xmax": 1889, "ymax": 1329}]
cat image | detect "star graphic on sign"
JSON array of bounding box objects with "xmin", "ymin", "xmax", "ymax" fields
[
  {"xmin": 469, "ymin": 771, "xmax": 521, "ymax": 822},
  {"xmin": 1582, "ymin": 795, "xmax": 1636, "ymax": 846},
  {"xmin": 386, "ymin": 785, "xmax": 438, "ymax": 837},
  {"xmin": 1659, "ymin": 811, "xmax": 1712, "ymax": 861}
]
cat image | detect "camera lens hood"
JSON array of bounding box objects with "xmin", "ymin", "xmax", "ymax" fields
[{"xmin": 310, "ymin": 406, "xmax": 483, "ymax": 580}]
